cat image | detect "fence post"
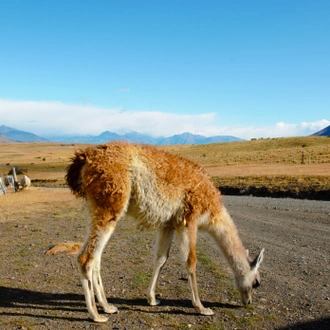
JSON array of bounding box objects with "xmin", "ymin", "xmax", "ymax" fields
[{"xmin": 12, "ymin": 167, "xmax": 19, "ymax": 192}]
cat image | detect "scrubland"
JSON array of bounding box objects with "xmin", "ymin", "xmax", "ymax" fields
[{"xmin": 1, "ymin": 136, "xmax": 330, "ymax": 198}]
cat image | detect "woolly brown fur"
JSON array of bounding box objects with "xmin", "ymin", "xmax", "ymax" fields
[
  {"xmin": 56, "ymin": 141, "xmax": 265, "ymax": 322},
  {"xmin": 67, "ymin": 142, "xmax": 223, "ymax": 229}
]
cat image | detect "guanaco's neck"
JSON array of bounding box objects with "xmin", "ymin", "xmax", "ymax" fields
[{"xmin": 208, "ymin": 207, "xmax": 250, "ymax": 278}]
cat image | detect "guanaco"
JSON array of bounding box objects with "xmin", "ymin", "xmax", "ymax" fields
[{"xmin": 47, "ymin": 142, "xmax": 264, "ymax": 322}]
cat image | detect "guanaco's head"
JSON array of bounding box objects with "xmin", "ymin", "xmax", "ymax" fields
[{"xmin": 236, "ymin": 248, "xmax": 265, "ymax": 306}]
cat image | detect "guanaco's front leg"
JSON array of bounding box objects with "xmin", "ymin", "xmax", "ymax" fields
[{"xmin": 179, "ymin": 222, "xmax": 214, "ymax": 316}]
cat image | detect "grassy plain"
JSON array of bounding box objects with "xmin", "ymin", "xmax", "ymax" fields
[{"xmin": 1, "ymin": 136, "xmax": 330, "ymax": 197}]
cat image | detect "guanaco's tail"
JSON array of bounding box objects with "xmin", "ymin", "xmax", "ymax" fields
[
  {"xmin": 45, "ymin": 241, "xmax": 83, "ymax": 256},
  {"xmin": 45, "ymin": 152, "xmax": 87, "ymax": 256},
  {"xmin": 66, "ymin": 150, "xmax": 87, "ymax": 198},
  {"xmin": 46, "ymin": 151, "xmax": 87, "ymax": 256}
]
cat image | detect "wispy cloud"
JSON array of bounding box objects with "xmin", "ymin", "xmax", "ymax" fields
[
  {"xmin": 117, "ymin": 88, "xmax": 130, "ymax": 93},
  {"xmin": 0, "ymin": 99, "xmax": 328, "ymax": 139}
]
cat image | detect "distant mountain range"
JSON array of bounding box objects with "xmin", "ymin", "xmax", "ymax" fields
[
  {"xmin": 0, "ymin": 125, "xmax": 243, "ymax": 145},
  {"xmin": 0, "ymin": 133, "xmax": 16, "ymax": 143},
  {"xmin": 312, "ymin": 125, "xmax": 330, "ymax": 136},
  {"xmin": 1, "ymin": 124, "xmax": 329, "ymax": 145},
  {"xmin": 0, "ymin": 125, "xmax": 47, "ymax": 142},
  {"xmin": 51, "ymin": 131, "xmax": 244, "ymax": 145}
]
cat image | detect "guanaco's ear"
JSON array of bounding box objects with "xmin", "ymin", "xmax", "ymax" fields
[{"xmin": 251, "ymin": 248, "xmax": 265, "ymax": 270}]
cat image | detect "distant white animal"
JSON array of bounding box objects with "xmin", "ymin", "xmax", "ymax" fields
[
  {"xmin": 0, "ymin": 178, "xmax": 6, "ymax": 194},
  {"xmin": 20, "ymin": 175, "xmax": 31, "ymax": 189},
  {"xmin": 4, "ymin": 175, "xmax": 14, "ymax": 189}
]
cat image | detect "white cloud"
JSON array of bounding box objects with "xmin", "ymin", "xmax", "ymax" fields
[
  {"xmin": 0, "ymin": 99, "xmax": 328, "ymax": 140},
  {"xmin": 212, "ymin": 120, "xmax": 330, "ymax": 140},
  {"xmin": 0, "ymin": 99, "xmax": 216, "ymax": 137}
]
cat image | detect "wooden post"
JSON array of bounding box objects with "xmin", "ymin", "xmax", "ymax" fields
[
  {"xmin": 301, "ymin": 151, "xmax": 305, "ymax": 164},
  {"xmin": 12, "ymin": 167, "xmax": 19, "ymax": 192}
]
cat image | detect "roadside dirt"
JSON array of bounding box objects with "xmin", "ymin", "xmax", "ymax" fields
[{"xmin": 0, "ymin": 188, "xmax": 329, "ymax": 329}]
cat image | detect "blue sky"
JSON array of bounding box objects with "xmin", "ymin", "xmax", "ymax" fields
[{"xmin": 0, "ymin": 0, "xmax": 329, "ymax": 139}]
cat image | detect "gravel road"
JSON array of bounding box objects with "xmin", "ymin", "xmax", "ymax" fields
[{"xmin": 223, "ymin": 195, "xmax": 330, "ymax": 330}]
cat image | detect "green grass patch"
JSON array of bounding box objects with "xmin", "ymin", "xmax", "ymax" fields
[
  {"xmin": 197, "ymin": 247, "xmax": 228, "ymax": 283},
  {"xmin": 237, "ymin": 314, "xmax": 264, "ymax": 327},
  {"xmin": 131, "ymin": 272, "xmax": 152, "ymax": 290}
]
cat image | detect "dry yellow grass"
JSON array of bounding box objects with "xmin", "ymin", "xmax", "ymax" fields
[
  {"xmin": 161, "ymin": 136, "xmax": 330, "ymax": 196},
  {"xmin": 0, "ymin": 136, "xmax": 329, "ymax": 195},
  {"xmin": 205, "ymin": 163, "xmax": 330, "ymax": 177},
  {"xmin": 0, "ymin": 143, "xmax": 89, "ymax": 183},
  {"xmin": 0, "ymin": 187, "xmax": 80, "ymax": 223},
  {"xmin": 165, "ymin": 136, "xmax": 330, "ymax": 167}
]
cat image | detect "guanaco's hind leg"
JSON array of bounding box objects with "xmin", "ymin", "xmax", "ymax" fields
[
  {"xmin": 178, "ymin": 222, "xmax": 214, "ymax": 316},
  {"xmin": 77, "ymin": 219, "xmax": 118, "ymax": 323},
  {"xmin": 147, "ymin": 226, "xmax": 175, "ymax": 306}
]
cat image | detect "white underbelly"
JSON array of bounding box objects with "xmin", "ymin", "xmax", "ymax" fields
[{"xmin": 125, "ymin": 194, "xmax": 184, "ymax": 229}]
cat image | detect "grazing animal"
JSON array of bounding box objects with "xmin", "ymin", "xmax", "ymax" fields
[
  {"xmin": 20, "ymin": 175, "xmax": 31, "ymax": 189},
  {"xmin": 53, "ymin": 142, "xmax": 265, "ymax": 322},
  {"xmin": 0, "ymin": 177, "xmax": 6, "ymax": 194},
  {"xmin": 4, "ymin": 175, "xmax": 14, "ymax": 190}
]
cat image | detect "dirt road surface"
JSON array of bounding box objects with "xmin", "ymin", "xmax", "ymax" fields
[
  {"xmin": 0, "ymin": 189, "xmax": 329, "ymax": 329},
  {"xmin": 223, "ymin": 196, "xmax": 330, "ymax": 330}
]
